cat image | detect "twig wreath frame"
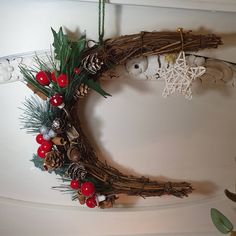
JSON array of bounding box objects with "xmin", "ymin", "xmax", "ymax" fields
[{"xmin": 19, "ymin": 1, "xmax": 222, "ymax": 209}]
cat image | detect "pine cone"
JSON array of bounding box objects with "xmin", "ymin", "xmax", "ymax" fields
[
  {"xmin": 44, "ymin": 150, "xmax": 64, "ymax": 171},
  {"xmin": 82, "ymin": 53, "xmax": 104, "ymax": 74},
  {"xmin": 75, "ymin": 84, "xmax": 89, "ymax": 98},
  {"xmin": 51, "ymin": 118, "xmax": 67, "ymax": 134},
  {"xmin": 67, "ymin": 163, "xmax": 87, "ymax": 180}
]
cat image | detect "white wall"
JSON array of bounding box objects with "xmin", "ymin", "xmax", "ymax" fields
[{"xmin": 0, "ymin": 1, "xmax": 236, "ymax": 236}]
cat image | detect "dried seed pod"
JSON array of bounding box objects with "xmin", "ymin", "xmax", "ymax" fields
[
  {"xmin": 82, "ymin": 53, "xmax": 104, "ymax": 74},
  {"xmin": 98, "ymin": 195, "xmax": 118, "ymax": 209},
  {"xmin": 77, "ymin": 191, "xmax": 86, "ymax": 205},
  {"xmin": 99, "ymin": 199, "xmax": 114, "ymax": 209},
  {"xmin": 67, "ymin": 146, "xmax": 81, "ymax": 162},
  {"xmin": 66, "ymin": 125, "xmax": 80, "ymax": 142},
  {"xmin": 52, "ymin": 137, "xmax": 67, "ymax": 146},
  {"xmin": 44, "ymin": 150, "xmax": 64, "ymax": 171}
]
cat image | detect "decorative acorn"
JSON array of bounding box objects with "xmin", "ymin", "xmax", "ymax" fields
[
  {"xmin": 75, "ymin": 83, "xmax": 89, "ymax": 98},
  {"xmin": 67, "ymin": 146, "xmax": 81, "ymax": 162},
  {"xmin": 51, "ymin": 118, "xmax": 67, "ymax": 134},
  {"xmin": 43, "ymin": 150, "xmax": 64, "ymax": 171}
]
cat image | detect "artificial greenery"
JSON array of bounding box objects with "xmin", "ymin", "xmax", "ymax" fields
[
  {"xmin": 31, "ymin": 154, "xmax": 45, "ymax": 171},
  {"xmin": 211, "ymin": 208, "xmax": 234, "ymax": 234},
  {"xmin": 19, "ymin": 96, "xmax": 61, "ymax": 133},
  {"xmin": 31, "ymin": 154, "xmax": 69, "ymax": 177},
  {"xmin": 20, "ymin": 27, "xmax": 109, "ymax": 104}
]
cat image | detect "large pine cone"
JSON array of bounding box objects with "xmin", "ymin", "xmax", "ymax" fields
[{"xmin": 44, "ymin": 150, "xmax": 64, "ymax": 171}]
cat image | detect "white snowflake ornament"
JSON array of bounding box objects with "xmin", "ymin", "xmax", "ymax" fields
[{"xmin": 157, "ymin": 51, "xmax": 206, "ymax": 100}]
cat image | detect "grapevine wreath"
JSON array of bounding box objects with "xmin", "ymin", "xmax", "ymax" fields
[{"xmin": 19, "ymin": 1, "xmax": 222, "ymax": 209}]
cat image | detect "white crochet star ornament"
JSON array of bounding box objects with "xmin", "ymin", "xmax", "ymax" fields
[{"xmin": 157, "ymin": 51, "xmax": 206, "ymax": 100}]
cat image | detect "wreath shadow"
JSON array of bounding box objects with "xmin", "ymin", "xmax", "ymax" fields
[{"xmin": 77, "ymin": 72, "xmax": 219, "ymax": 207}]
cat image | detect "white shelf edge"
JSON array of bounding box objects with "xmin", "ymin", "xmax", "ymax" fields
[{"xmin": 80, "ymin": 0, "xmax": 236, "ymax": 13}]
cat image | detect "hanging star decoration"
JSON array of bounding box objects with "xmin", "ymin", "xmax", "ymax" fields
[{"xmin": 157, "ymin": 51, "xmax": 206, "ymax": 100}]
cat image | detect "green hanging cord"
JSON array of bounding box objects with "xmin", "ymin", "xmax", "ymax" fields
[{"xmin": 98, "ymin": 0, "xmax": 105, "ymax": 45}]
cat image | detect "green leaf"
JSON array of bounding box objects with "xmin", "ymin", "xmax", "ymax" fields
[
  {"xmin": 31, "ymin": 154, "xmax": 45, "ymax": 171},
  {"xmin": 70, "ymin": 35, "xmax": 86, "ymax": 71},
  {"xmin": 86, "ymin": 79, "xmax": 111, "ymax": 98},
  {"xmin": 211, "ymin": 208, "xmax": 234, "ymax": 234},
  {"xmin": 51, "ymin": 27, "xmax": 68, "ymax": 60}
]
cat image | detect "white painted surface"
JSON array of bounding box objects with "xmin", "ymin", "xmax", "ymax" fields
[{"xmin": 0, "ymin": 1, "xmax": 236, "ymax": 236}]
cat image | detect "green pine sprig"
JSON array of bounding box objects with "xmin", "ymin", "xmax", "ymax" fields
[{"xmin": 19, "ymin": 96, "xmax": 61, "ymax": 133}]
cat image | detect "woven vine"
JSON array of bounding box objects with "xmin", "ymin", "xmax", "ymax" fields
[{"xmin": 21, "ymin": 27, "xmax": 222, "ymax": 208}]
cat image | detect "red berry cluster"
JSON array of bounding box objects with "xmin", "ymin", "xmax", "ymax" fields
[
  {"xmin": 35, "ymin": 71, "xmax": 67, "ymax": 108},
  {"xmin": 36, "ymin": 133, "xmax": 53, "ymax": 158},
  {"xmin": 36, "ymin": 71, "xmax": 69, "ymax": 88},
  {"xmin": 70, "ymin": 180, "xmax": 97, "ymax": 208},
  {"xmin": 36, "ymin": 69, "xmax": 81, "ymax": 108}
]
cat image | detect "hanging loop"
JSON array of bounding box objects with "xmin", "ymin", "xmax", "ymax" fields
[{"xmin": 98, "ymin": 0, "xmax": 105, "ymax": 45}]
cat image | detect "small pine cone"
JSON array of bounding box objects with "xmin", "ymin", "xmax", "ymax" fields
[
  {"xmin": 67, "ymin": 162, "xmax": 87, "ymax": 180},
  {"xmin": 44, "ymin": 150, "xmax": 64, "ymax": 171},
  {"xmin": 75, "ymin": 84, "xmax": 89, "ymax": 98},
  {"xmin": 82, "ymin": 53, "xmax": 104, "ymax": 74}
]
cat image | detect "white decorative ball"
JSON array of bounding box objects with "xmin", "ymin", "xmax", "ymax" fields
[
  {"xmin": 43, "ymin": 134, "xmax": 51, "ymax": 141},
  {"xmin": 48, "ymin": 129, "xmax": 57, "ymax": 138},
  {"xmin": 40, "ymin": 125, "xmax": 49, "ymax": 135}
]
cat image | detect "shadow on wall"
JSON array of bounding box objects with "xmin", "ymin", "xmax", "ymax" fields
[{"xmin": 77, "ymin": 73, "xmax": 222, "ymax": 206}]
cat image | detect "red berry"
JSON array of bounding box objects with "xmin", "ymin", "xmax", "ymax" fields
[
  {"xmin": 51, "ymin": 72, "xmax": 57, "ymax": 82},
  {"xmin": 57, "ymin": 74, "xmax": 68, "ymax": 88},
  {"xmin": 74, "ymin": 68, "xmax": 80, "ymax": 74},
  {"xmin": 37, "ymin": 146, "xmax": 46, "ymax": 158},
  {"xmin": 36, "ymin": 134, "xmax": 44, "ymax": 144},
  {"xmin": 81, "ymin": 182, "xmax": 95, "ymax": 197},
  {"xmin": 70, "ymin": 180, "xmax": 80, "ymax": 190},
  {"xmin": 50, "ymin": 94, "xmax": 64, "ymax": 107},
  {"xmin": 41, "ymin": 140, "xmax": 53, "ymax": 152},
  {"xmin": 86, "ymin": 195, "xmax": 97, "ymax": 208},
  {"xmin": 36, "ymin": 71, "xmax": 51, "ymax": 86}
]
